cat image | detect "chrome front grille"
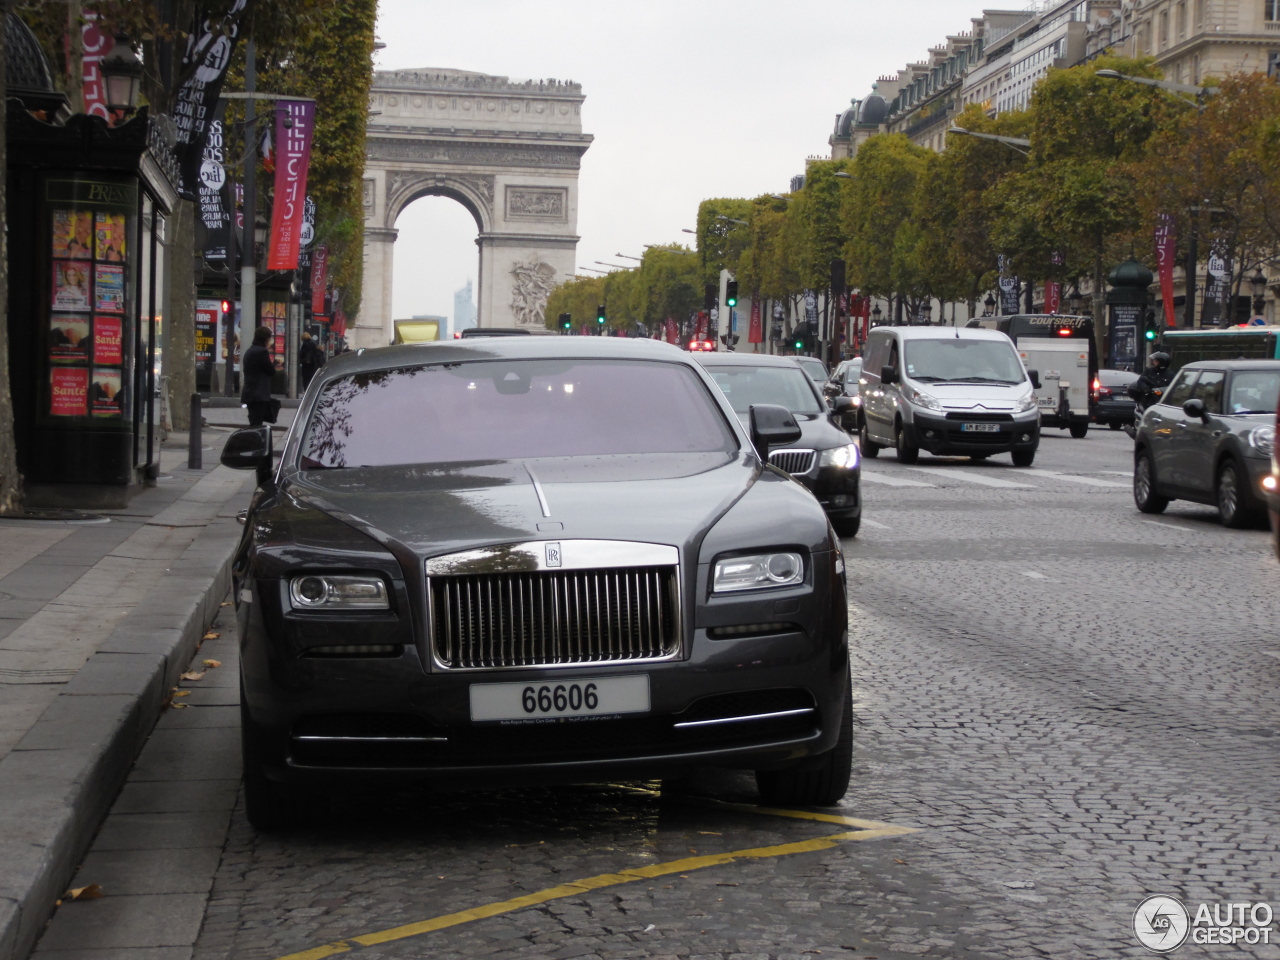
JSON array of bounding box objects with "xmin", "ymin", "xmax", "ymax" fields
[
  {"xmin": 431, "ymin": 566, "xmax": 680, "ymax": 669},
  {"xmin": 769, "ymin": 449, "xmax": 816, "ymax": 475}
]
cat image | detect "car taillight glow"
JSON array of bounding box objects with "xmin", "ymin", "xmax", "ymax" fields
[{"xmin": 1057, "ymin": 328, "xmax": 1073, "ymax": 336}]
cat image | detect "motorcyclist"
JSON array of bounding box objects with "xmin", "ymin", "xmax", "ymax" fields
[{"xmin": 1129, "ymin": 352, "xmax": 1172, "ymax": 411}]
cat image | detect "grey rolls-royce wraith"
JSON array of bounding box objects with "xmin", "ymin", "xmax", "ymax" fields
[{"xmin": 221, "ymin": 337, "xmax": 852, "ymax": 830}]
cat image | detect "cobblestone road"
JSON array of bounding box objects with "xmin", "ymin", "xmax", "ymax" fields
[{"xmin": 35, "ymin": 427, "xmax": 1280, "ymax": 960}]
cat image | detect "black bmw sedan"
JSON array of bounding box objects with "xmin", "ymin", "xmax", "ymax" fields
[
  {"xmin": 693, "ymin": 353, "xmax": 862, "ymax": 538},
  {"xmin": 221, "ymin": 338, "xmax": 851, "ymax": 829}
]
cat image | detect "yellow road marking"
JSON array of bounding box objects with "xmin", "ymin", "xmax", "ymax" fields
[{"xmin": 269, "ymin": 807, "xmax": 918, "ymax": 960}]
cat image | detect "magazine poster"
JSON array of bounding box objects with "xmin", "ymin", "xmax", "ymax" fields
[
  {"xmin": 93, "ymin": 315, "xmax": 123, "ymax": 365},
  {"xmin": 50, "ymin": 367, "xmax": 89, "ymax": 416},
  {"xmin": 49, "ymin": 316, "xmax": 90, "ymax": 364},
  {"xmin": 94, "ymin": 212, "xmax": 127, "ymax": 262},
  {"xmin": 94, "ymin": 263, "xmax": 126, "ymax": 313},
  {"xmin": 51, "ymin": 209, "xmax": 94, "ymax": 258},
  {"xmin": 90, "ymin": 368, "xmax": 123, "ymax": 418},
  {"xmin": 52, "ymin": 260, "xmax": 92, "ymax": 311}
]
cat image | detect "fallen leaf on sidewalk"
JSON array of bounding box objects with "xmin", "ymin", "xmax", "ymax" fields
[
  {"xmin": 65, "ymin": 884, "xmax": 103, "ymax": 900},
  {"xmin": 170, "ymin": 702, "xmax": 190, "ymax": 709},
  {"xmin": 181, "ymin": 670, "xmax": 205, "ymax": 681},
  {"xmin": 203, "ymin": 632, "xmax": 220, "ymax": 640},
  {"xmin": 203, "ymin": 659, "xmax": 222, "ymax": 669},
  {"xmin": 894, "ymin": 858, "xmax": 908, "ymax": 865},
  {"xmin": 172, "ymin": 690, "xmax": 190, "ymax": 698}
]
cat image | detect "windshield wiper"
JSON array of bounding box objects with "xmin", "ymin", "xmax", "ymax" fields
[
  {"xmin": 945, "ymin": 377, "xmax": 1023, "ymax": 385},
  {"xmin": 1231, "ymin": 409, "xmax": 1275, "ymax": 415},
  {"xmin": 910, "ymin": 375, "xmax": 947, "ymax": 382}
]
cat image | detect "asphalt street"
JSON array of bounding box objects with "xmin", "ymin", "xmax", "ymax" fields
[{"xmin": 31, "ymin": 425, "xmax": 1280, "ymax": 960}]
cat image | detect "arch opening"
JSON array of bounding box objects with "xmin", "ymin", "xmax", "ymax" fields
[{"xmin": 391, "ymin": 194, "xmax": 480, "ymax": 338}]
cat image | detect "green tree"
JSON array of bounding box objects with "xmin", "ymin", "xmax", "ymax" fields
[{"xmin": 696, "ymin": 197, "xmax": 751, "ymax": 285}]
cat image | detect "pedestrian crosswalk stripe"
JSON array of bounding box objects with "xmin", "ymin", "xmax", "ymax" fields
[
  {"xmin": 904, "ymin": 466, "xmax": 1036, "ymax": 489},
  {"xmin": 1019, "ymin": 470, "xmax": 1129, "ymax": 488},
  {"xmin": 860, "ymin": 471, "xmax": 936, "ymax": 488}
]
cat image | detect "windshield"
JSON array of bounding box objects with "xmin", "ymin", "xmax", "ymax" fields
[
  {"xmin": 796, "ymin": 358, "xmax": 827, "ymax": 383},
  {"xmin": 903, "ymin": 338, "xmax": 1025, "ymax": 385},
  {"xmin": 300, "ymin": 359, "xmax": 736, "ymax": 468},
  {"xmin": 1228, "ymin": 370, "xmax": 1280, "ymax": 414},
  {"xmin": 845, "ymin": 359, "xmax": 863, "ymax": 384},
  {"xmin": 704, "ymin": 365, "xmax": 823, "ymax": 416}
]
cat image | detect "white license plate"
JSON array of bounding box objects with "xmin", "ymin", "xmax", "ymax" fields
[
  {"xmin": 469, "ymin": 675, "xmax": 650, "ymax": 722},
  {"xmin": 960, "ymin": 422, "xmax": 1002, "ymax": 433},
  {"xmin": 1038, "ymin": 396, "xmax": 1057, "ymax": 407}
]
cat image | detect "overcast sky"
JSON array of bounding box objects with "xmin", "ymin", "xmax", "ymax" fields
[{"xmin": 378, "ymin": 0, "xmax": 973, "ymax": 322}]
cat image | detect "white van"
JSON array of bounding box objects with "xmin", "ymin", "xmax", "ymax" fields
[{"xmin": 858, "ymin": 326, "xmax": 1042, "ymax": 466}]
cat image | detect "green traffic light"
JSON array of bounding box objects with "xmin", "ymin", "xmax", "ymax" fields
[{"xmin": 1144, "ymin": 328, "xmax": 1156, "ymax": 340}]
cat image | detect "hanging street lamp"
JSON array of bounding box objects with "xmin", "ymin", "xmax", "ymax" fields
[{"xmin": 100, "ymin": 35, "xmax": 144, "ymax": 120}]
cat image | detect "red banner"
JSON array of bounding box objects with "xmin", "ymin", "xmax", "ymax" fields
[
  {"xmin": 664, "ymin": 318, "xmax": 678, "ymax": 344},
  {"xmin": 77, "ymin": 14, "xmax": 112, "ymax": 121},
  {"xmin": 310, "ymin": 244, "xmax": 328, "ymax": 314},
  {"xmin": 748, "ymin": 300, "xmax": 762, "ymax": 344},
  {"xmin": 267, "ymin": 100, "xmax": 316, "ymax": 270},
  {"xmin": 694, "ymin": 311, "xmax": 708, "ymax": 341},
  {"xmin": 1044, "ymin": 282, "xmax": 1061, "ymax": 315},
  {"xmin": 1155, "ymin": 213, "xmax": 1177, "ymax": 328}
]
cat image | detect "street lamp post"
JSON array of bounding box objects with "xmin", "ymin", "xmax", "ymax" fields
[
  {"xmin": 983, "ymin": 293, "xmax": 996, "ymax": 317},
  {"xmin": 1251, "ymin": 268, "xmax": 1268, "ymax": 317},
  {"xmin": 100, "ymin": 34, "xmax": 143, "ymax": 120},
  {"xmin": 947, "ymin": 127, "xmax": 1031, "ymax": 155},
  {"xmin": 1067, "ymin": 284, "xmax": 1083, "ymax": 316},
  {"xmin": 1095, "ymin": 69, "xmax": 1216, "ymax": 110}
]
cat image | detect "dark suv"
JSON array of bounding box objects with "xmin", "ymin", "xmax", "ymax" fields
[{"xmin": 1133, "ymin": 360, "xmax": 1280, "ymax": 526}]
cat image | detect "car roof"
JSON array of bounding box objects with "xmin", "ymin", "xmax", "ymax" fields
[
  {"xmin": 313, "ymin": 336, "xmax": 688, "ymax": 379},
  {"xmin": 691, "ymin": 353, "xmax": 812, "ymax": 368},
  {"xmin": 1180, "ymin": 359, "xmax": 1280, "ymax": 371},
  {"xmin": 873, "ymin": 325, "xmax": 1012, "ymax": 342}
]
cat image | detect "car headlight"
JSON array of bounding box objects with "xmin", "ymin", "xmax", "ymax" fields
[
  {"xmin": 1248, "ymin": 426, "xmax": 1275, "ymax": 457},
  {"xmin": 1014, "ymin": 394, "xmax": 1039, "ymax": 413},
  {"xmin": 850, "ymin": 395, "xmax": 862, "ymax": 406},
  {"xmin": 907, "ymin": 388, "xmax": 943, "ymax": 411},
  {"xmin": 712, "ymin": 552, "xmax": 804, "ymax": 593},
  {"xmin": 289, "ymin": 574, "xmax": 389, "ymax": 610},
  {"xmin": 819, "ymin": 443, "xmax": 860, "ymax": 469}
]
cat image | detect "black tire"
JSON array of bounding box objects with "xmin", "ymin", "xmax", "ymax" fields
[
  {"xmin": 859, "ymin": 421, "xmax": 881, "ymax": 458},
  {"xmin": 241, "ymin": 688, "xmax": 294, "ymax": 832},
  {"xmin": 1133, "ymin": 450, "xmax": 1169, "ymax": 514},
  {"xmin": 894, "ymin": 423, "xmax": 920, "ymax": 465},
  {"xmin": 755, "ymin": 682, "xmax": 853, "ymax": 807},
  {"xmin": 1108, "ymin": 421, "xmax": 1123, "ymax": 431},
  {"xmin": 1069, "ymin": 421, "xmax": 1089, "ymax": 439},
  {"xmin": 831, "ymin": 513, "xmax": 860, "ymax": 538},
  {"xmin": 970, "ymin": 453, "xmax": 991, "ymax": 460},
  {"xmin": 1217, "ymin": 459, "xmax": 1259, "ymax": 528},
  {"xmin": 1011, "ymin": 448, "xmax": 1036, "ymax": 467}
]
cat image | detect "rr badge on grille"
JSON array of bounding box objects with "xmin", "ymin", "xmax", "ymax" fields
[{"xmin": 545, "ymin": 542, "xmax": 562, "ymax": 567}]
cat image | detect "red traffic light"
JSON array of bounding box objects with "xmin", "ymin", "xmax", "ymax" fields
[{"xmin": 220, "ymin": 299, "xmax": 231, "ymax": 314}]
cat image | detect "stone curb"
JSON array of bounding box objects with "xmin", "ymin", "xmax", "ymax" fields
[{"xmin": 0, "ymin": 480, "xmax": 251, "ymax": 960}]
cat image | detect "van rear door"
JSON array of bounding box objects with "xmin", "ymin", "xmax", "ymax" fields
[{"xmin": 1018, "ymin": 339, "xmax": 1089, "ymax": 415}]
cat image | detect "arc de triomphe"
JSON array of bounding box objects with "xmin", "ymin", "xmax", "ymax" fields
[{"xmin": 355, "ymin": 68, "xmax": 592, "ymax": 348}]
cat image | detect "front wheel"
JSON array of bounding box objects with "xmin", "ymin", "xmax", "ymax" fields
[
  {"xmin": 895, "ymin": 424, "xmax": 920, "ymax": 465},
  {"xmin": 1011, "ymin": 448, "xmax": 1036, "ymax": 467},
  {"xmin": 755, "ymin": 682, "xmax": 853, "ymax": 807},
  {"xmin": 1069, "ymin": 421, "xmax": 1089, "ymax": 439},
  {"xmin": 1133, "ymin": 450, "xmax": 1168, "ymax": 514},
  {"xmin": 1217, "ymin": 459, "xmax": 1259, "ymax": 528},
  {"xmin": 859, "ymin": 421, "xmax": 881, "ymax": 458}
]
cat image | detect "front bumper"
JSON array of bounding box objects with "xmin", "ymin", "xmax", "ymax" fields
[
  {"xmin": 1093, "ymin": 399, "xmax": 1136, "ymax": 424},
  {"xmin": 797, "ymin": 466, "xmax": 861, "ymax": 520},
  {"xmin": 907, "ymin": 411, "xmax": 1039, "ymax": 456},
  {"xmin": 240, "ymin": 573, "xmax": 849, "ymax": 787}
]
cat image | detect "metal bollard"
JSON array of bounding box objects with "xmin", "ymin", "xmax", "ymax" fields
[{"xmin": 188, "ymin": 393, "xmax": 202, "ymax": 469}]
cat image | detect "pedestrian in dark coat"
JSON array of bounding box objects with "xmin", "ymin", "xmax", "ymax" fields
[
  {"xmin": 299, "ymin": 331, "xmax": 321, "ymax": 389},
  {"xmin": 241, "ymin": 326, "xmax": 278, "ymax": 427}
]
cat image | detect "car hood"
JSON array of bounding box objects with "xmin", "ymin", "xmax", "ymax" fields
[
  {"xmin": 905, "ymin": 380, "xmax": 1031, "ymax": 411},
  {"xmin": 281, "ymin": 452, "xmax": 754, "ymax": 560}
]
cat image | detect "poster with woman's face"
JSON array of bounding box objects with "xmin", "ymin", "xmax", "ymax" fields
[
  {"xmin": 51, "ymin": 209, "xmax": 94, "ymax": 258},
  {"xmin": 94, "ymin": 213, "xmax": 126, "ymax": 262},
  {"xmin": 49, "ymin": 316, "xmax": 90, "ymax": 364},
  {"xmin": 89, "ymin": 368, "xmax": 123, "ymax": 418},
  {"xmin": 52, "ymin": 261, "xmax": 92, "ymax": 311}
]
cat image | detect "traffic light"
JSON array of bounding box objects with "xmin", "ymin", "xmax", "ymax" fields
[
  {"xmin": 559, "ymin": 312, "xmax": 572, "ymax": 331},
  {"xmin": 1144, "ymin": 322, "xmax": 1157, "ymax": 341},
  {"xmin": 220, "ymin": 299, "xmax": 231, "ymax": 316},
  {"xmin": 725, "ymin": 280, "xmax": 738, "ymax": 308},
  {"xmin": 596, "ymin": 304, "xmax": 606, "ymax": 325}
]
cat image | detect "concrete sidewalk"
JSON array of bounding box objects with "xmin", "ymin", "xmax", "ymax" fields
[{"xmin": 0, "ymin": 433, "xmax": 257, "ymax": 960}]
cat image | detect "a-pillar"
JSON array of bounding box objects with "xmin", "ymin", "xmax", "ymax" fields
[{"xmin": 354, "ymin": 226, "xmax": 398, "ymax": 349}]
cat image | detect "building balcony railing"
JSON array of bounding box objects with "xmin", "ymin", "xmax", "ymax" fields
[{"xmin": 904, "ymin": 106, "xmax": 954, "ymax": 139}]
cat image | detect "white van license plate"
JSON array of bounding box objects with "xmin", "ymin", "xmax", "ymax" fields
[
  {"xmin": 1038, "ymin": 396, "xmax": 1057, "ymax": 407},
  {"xmin": 469, "ymin": 675, "xmax": 650, "ymax": 722},
  {"xmin": 960, "ymin": 423, "xmax": 1002, "ymax": 433}
]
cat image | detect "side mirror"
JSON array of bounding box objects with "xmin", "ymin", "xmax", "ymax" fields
[
  {"xmin": 880, "ymin": 365, "xmax": 900, "ymax": 386},
  {"xmin": 831, "ymin": 396, "xmax": 853, "ymax": 414},
  {"xmin": 1183, "ymin": 397, "xmax": 1209, "ymax": 421},
  {"xmin": 749, "ymin": 403, "xmax": 802, "ymax": 461},
  {"xmin": 221, "ymin": 426, "xmax": 271, "ymax": 470},
  {"xmin": 1028, "ymin": 369, "xmax": 1041, "ymax": 390},
  {"xmin": 822, "ymin": 381, "xmax": 840, "ymax": 397}
]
